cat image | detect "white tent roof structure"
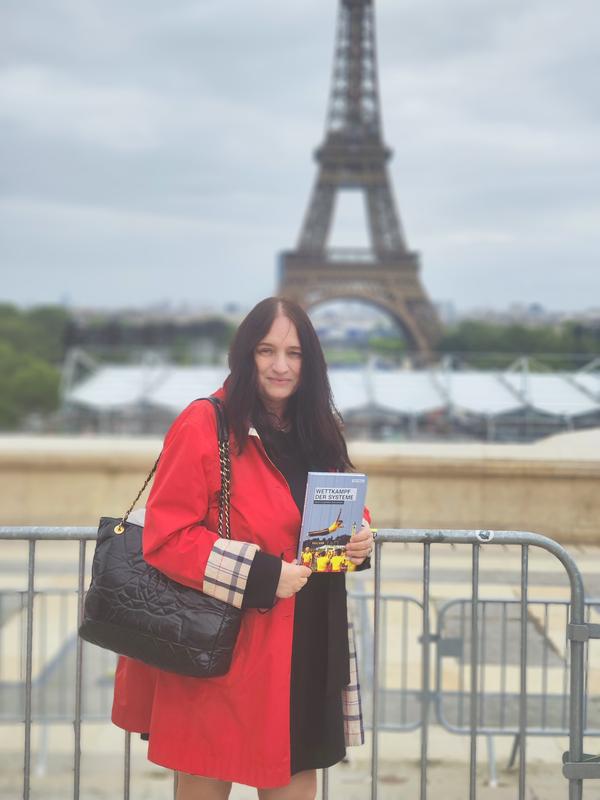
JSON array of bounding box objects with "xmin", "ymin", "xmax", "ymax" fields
[
  {"xmin": 432, "ymin": 371, "xmax": 521, "ymax": 417},
  {"xmin": 65, "ymin": 364, "xmax": 170, "ymax": 410},
  {"xmin": 569, "ymin": 368, "xmax": 600, "ymax": 403},
  {"xmin": 370, "ymin": 371, "xmax": 443, "ymax": 414},
  {"xmin": 501, "ymin": 372, "xmax": 600, "ymax": 416},
  {"xmin": 150, "ymin": 367, "xmax": 229, "ymax": 411},
  {"xmin": 65, "ymin": 362, "xmax": 600, "ymax": 421},
  {"xmin": 328, "ymin": 369, "xmax": 371, "ymax": 411}
]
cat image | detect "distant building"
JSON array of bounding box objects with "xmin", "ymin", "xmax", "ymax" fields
[{"xmin": 456, "ymin": 304, "xmax": 600, "ymax": 329}]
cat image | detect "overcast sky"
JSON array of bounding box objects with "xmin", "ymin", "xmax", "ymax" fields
[{"xmin": 2, "ymin": 0, "xmax": 599, "ymax": 314}]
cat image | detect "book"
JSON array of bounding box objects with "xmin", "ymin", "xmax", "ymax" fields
[{"xmin": 297, "ymin": 472, "xmax": 368, "ymax": 573}]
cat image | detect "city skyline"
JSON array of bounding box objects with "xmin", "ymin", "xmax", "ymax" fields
[{"xmin": 2, "ymin": 0, "xmax": 599, "ymax": 313}]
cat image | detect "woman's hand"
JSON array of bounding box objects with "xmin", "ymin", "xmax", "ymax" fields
[
  {"xmin": 345, "ymin": 519, "xmax": 374, "ymax": 566},
  {"xmin": 275, "ymin": 560, "xmax": 312, "ymax": 599}
]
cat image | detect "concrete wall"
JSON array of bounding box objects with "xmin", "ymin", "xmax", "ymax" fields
[
  {"xmin": 351, "ymin": 439, "xmax": 600, "ymax": 544},
  {"xmin": 1, "ymin": 432, "xmax": 599, "ymax": 543}
]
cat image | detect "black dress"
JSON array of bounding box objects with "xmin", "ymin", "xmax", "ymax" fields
[{"xmin": 258, "ymin": 428, "xmax": 348, "ymax": 775}]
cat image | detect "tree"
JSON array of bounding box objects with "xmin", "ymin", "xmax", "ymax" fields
[
  {"xmin": 439, "ymin": 320, "xmax": 600, "ymax": 370},
  {"xmin": 0, "ymin": 340, "xmax": 61, "ymax": 429}
]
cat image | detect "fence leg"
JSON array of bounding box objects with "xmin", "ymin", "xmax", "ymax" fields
[
  {"xmin": 371, "ymin": 540, "xmax": 382, "ymax": 800},
  {"xmin": 35, "ymin": 723, "xmax": 49, "ymax": 777},
  {"xmin": 486, "ymin": 735, "xmax": 498, "ymax": 788},
  {"xmin": 23, "ymin": 541, "xmax": 36, "ymax": 800},
  {"xmin": 124, "ymin": 730, "xmax": 131, "ymax": 800},
  {"xmin": 507, "ymin": 734, "xmax": 520, "ymax": 770}
]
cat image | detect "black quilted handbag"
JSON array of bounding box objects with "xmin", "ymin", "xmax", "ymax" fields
[{"xmin": 78, "ymin": 397, "xmax": 242, "ymax": 677}]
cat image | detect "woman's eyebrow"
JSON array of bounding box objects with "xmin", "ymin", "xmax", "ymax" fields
[{"xmin": 256, "ymin": 341, "xmax": 301, "ymax": 349}]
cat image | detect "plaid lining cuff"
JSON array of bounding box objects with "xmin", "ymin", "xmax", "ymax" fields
[
  {"xmin": 202, "ymin": 539, "xmax": 259, "ymax": 609},
  {"xmin": 343, "ymin": 620, "xmax": 365, "ymax": 746}
]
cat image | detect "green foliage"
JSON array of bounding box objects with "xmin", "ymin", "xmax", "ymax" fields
[
  {"xmin": 323, "ymin": 347, "xmax": 365, "ymax": 366},
  {"xmin": 0, "ymin": 342, "xmax": 61, "ymax": 429},
  {"xmin": 0, "ymin": 302, "xmax": 235, "ymax": 429},
  {"xmin": 439, "ymin": 320, "xmax": 600, "ymax": 370},
  {"xmin": 0, "ymin": 303, "xmax": 69, "ymax": 364},
  {"xmin": 0, "ymin": 304, "xmax": 66, "ymax": 429},
  {"xmin": 368, "ymin": 336, "xmax": 406, "ymax": 363}
]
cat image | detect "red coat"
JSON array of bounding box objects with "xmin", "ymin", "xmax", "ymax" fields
[{"xmin": 111, "ymin": 390, "xmax": 368, "ymax": 788}]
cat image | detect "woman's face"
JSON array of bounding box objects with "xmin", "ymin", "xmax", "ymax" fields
[{"xmin": 254, "ymin": 314, "xmax": 302, "ymax": 415}]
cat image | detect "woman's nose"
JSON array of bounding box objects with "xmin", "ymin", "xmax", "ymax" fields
[{"xmin": 272, "ymin": 352, "xmax": 288, "ymax": 372}]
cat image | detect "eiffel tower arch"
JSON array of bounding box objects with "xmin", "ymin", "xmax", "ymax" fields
[{"xmin": 278, "ymin": 0, "xmax": 442, "ymax": 355}]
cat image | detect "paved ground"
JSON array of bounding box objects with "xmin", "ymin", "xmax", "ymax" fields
[
  {"xmin": 0, "ymin": 746, "xmax": 582, "ymax": 800},
  {"xmin": 2, "ymin": 536, "xmax": 600, "ymax": 798}
]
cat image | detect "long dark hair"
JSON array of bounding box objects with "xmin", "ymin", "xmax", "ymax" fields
[{"xmin": 225, "ymin": 297, "xmax": 353, "ymax": 471}]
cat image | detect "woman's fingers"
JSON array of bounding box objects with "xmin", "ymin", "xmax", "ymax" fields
[
  {"xmin": 347, "ymin": 545, "xmax": 370, "ymax": 558},
  {"xmin": 346, "ymin": 523, "xmax": 374, "ymax": 565},
  {"xmin": 275, "ymin": 562, "xmax": 312, "ymax": 599},
  {"xmin": 348, "ymin": 527, "xmax": 373, "ymax": 549}
]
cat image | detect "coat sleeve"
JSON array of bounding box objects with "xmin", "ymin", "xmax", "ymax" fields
[{"xmin": 142, "ymin": 403, "xmax": 262, "ymax": 610}]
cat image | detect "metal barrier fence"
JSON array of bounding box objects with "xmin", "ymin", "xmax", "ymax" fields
[
  {"xmin": 351, "ymin": 593, "xmax": 600, "ymax": 787},
  {"xmin": 370, "ymin": 530, "xmax": 590, "ymax": 800},
  {"xmin": 0, "ymin": 589, "xmax": 116, "ymax": 725},
  {"xmin": 0, "ymin": 526, "xmax": 595, "ymax": 799}
]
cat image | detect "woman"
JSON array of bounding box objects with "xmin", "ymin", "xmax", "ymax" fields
[{"xmin": 112, "ymin": 297, "xmax": 374, "ymax": 799}]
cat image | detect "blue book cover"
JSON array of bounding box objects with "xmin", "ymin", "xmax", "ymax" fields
[{"xmin": 297, "ymin": 472, "xmax": 368, "ymax": 573}]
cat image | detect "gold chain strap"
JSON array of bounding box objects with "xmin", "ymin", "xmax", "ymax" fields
[
  {"xmin": 217, "ymin": 437, "xmax": 232, "ymax": 540},
  {"xmin": 114, "ymin": 455, "xmax": 161, "ymax": 534},
  {"xmin": 114, "ymin": 398, "xmax": 231, "ymax": 538}
]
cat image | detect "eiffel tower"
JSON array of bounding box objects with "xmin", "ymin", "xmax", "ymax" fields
[{"xmin": 278, "ymin": 0, "xmax": 442, "ymax": 354}]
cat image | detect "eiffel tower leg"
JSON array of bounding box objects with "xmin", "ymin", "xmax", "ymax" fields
[
  {"xmin": 298, "ymin": 181, "xmax": 336, "ymax": 253},
  {"xmin": 365, "ymin": 180, "xmax": 406, "ymax": 255}
]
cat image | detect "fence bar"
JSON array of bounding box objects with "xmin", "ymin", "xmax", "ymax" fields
[
  {"xmin": 479, "ymin": 601, "xmax": 487, "ymax": 728},
  {"xmin": 469, "ymin": 544, "xmax": 480, "ymax": 800},
  {"xmin": 124, "ymin": 731, "xmax": 131, "ymax": 800},
  {"xmin": 321, "ymin": 766, "xmax": 329, "ymax": 800},
  {"xmin": 0, "ymin": 527, "xmax": 97, "ymax": 540},
  {"xmin": 370, "ymin": 538, "xmax": 382, "ymax": 800},
  {"xmin": 401, "ymin": 600, "xmax": 408, "ymax": 724},
  {"xmin": 73, "ymin": 539, "xmax": 86, "ymax": 800},
  {"xmin": 568, "ymin": 600, "xmax": 586, "ymax": 799},
  {"xmin": 23, "ymin": 540, "xmax": 36, "ymax": 800},
  {"xmin": 382, "ymin": 599, "xmax": 388, "ymax": 698},
  {"xmin": 562, "ymin": 604, "xmax": 569, "ymax": 731},
  {"xmin": 518, "ymin": 545, "xmax": 529, "ymax": 799},
  {"xmin": 60, "ymin": 592, "xmax": 68, "ymax": 715},
  {"xmin": 38, "ymin": 593, "xmax": 49, "ymax": 778},
  {"xmin": 486, "ymin": 735, "xmax": 497, "ymax": 788},
  {"xmin": 420, "ymin": 543, "xmax": 431, "ymax": 800},
  {"xmin": 584, "ymin": 604, "xmax": 591, "ymax": 731},
  {"xmin": 459, "ymin": 600, "xmax": 466, "ymax": 728},
  {"xmin": 541, "ymin": 603, "xmax": 549, "ymax": 729},
  {"xmin": 500, "ymin": 602, "xmax": 507, "ymax": 729}
]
